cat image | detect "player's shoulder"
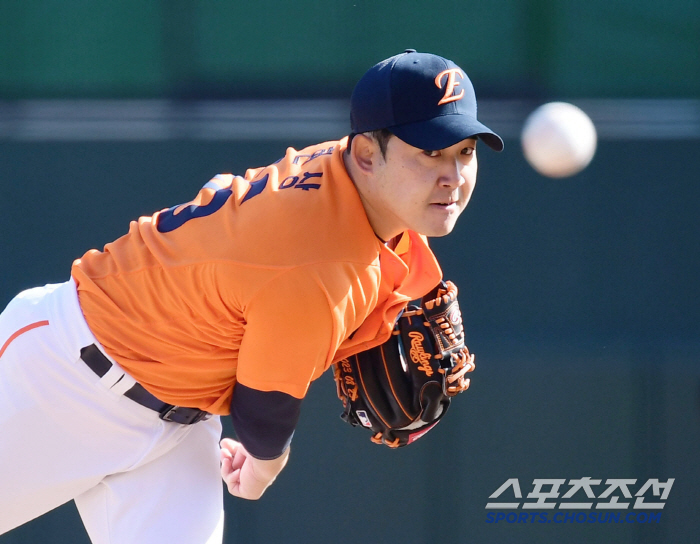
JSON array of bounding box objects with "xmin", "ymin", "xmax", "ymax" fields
[
  {"xmin": 238, "ymin": 138, "xmax": 347, "ymax": 191},
  {"xmin": 275, "ymin": 138, "xmax": 347, "ymax": 174},
  {"xmin": 237, "ymin": 137, "xmax": 352, "ymax": 207}
]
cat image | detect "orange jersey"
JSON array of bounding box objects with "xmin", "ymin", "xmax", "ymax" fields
[{"xmin": 71, "ymin": 138, "xmax": 442, "ymax": 414}]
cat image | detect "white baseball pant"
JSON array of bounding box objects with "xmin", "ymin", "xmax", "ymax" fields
[{"xmin": 0, "ymin": 280, "xmax": 225, "ymax": 544}]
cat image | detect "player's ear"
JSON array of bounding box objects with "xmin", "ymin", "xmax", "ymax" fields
[{"xmin": 350, "ymin": 133, "xmax": 380, "ymax": 174}]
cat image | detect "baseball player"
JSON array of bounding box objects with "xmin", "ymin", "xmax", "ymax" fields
[{"xmin": 0, "ymin": 50, "xmax": 502, "ymax": 543}]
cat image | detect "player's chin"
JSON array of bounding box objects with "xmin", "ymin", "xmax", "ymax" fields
[
  {"xmin": 426, "ymin": 225, "xmax": 456, "ymax": 237},
  {"xmin": 418, "ymin": 219, "xmax": 459, "ymax": 238},
  {"xmin": 419, "ymin": 207, "xmax": 462, "ymax": 237}
]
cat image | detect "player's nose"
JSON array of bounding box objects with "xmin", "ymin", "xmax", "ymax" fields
[{"xmin": 437, "ymin": 159, "xmax": 465, "ymax": 188}]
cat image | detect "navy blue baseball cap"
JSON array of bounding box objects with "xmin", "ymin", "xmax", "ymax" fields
[{"xmin": 350, "ymin": 50, "xmax": 503, "ymax": 152}]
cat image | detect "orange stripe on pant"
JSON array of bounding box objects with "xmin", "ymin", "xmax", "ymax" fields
[{"xmin": 0, "ymin": 320, "xmax": 50, "ymax": 358}]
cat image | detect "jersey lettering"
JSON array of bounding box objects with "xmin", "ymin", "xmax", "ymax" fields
[
  {"xmin": 279, "ymin": 171, "xmax": 322, "ymax": 191},
  {"xmin": 292, "ymin": 146, "xmax": 335, "ymax": 166}
]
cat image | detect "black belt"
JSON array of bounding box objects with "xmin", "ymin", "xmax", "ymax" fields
[{"xmin": 80, "ymin": 344, "xmax": 211, "ymax": 425}]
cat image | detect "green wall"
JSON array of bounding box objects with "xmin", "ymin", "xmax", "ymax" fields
[{"xmin": 1, "ymin": 1, "xmax": 698, "ymax": 99}]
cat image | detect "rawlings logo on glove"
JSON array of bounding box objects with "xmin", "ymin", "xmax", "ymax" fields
[
  {"xmin": 408, "ymin": 331, "xmax": 434, "ymax": 375},
  {"xmin": 334, "ymin": 280, "xmax": 475, "ymax": 448}
]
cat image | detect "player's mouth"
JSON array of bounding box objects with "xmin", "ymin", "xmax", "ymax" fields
[{"xmin": 430, "ymin": 198, "xmax": 459, "ymax": 210}]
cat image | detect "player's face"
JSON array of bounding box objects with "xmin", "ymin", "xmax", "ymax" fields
[{"xmin": 369, "ymin": 136, "xmax": 478, "ymax": 239}]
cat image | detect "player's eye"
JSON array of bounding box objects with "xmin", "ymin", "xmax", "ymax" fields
[
  {"xmin": 461, "ymin": 147, "xmax": 474, "ymax": 156},
  {"xmin": 422, "ymin": 150, "xmax": 440, "ymax": 157}
]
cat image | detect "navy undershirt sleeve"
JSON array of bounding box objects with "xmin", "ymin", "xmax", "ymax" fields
[{"xmin": 229, "ymin": 383, "xmax": 302, "ymax": 460}]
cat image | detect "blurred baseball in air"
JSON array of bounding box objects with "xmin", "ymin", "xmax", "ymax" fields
[{"xmin": 521, "ymin": 102, "xmax": 597, "ymax": 178}]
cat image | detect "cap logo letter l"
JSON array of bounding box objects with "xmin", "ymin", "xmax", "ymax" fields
[{"xmin": 435, "ymin": 69, "xmax": 465, "ymax": 105}]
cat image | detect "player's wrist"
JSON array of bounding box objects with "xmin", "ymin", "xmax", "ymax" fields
[{"xmin": 248, "ymin": 447, "xmax": 289, "ymax": 487}]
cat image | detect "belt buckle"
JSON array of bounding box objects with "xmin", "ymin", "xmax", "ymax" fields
[
  {"xmin": 159, "ymin": 406, "xmax": 181, "ymax": 423},
  {"xmin": 159, "ymin": 405, "xmax": 211, "ymax": 425}
]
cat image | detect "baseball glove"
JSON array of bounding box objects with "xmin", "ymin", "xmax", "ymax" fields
[{"xmin": 334, "ymin": 280, "xmax": 474, "ymax": 448}]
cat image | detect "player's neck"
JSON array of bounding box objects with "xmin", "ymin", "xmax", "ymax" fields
[{"xmin": 376, "ymin": 233, "xmax": 400, "ymax": 250}]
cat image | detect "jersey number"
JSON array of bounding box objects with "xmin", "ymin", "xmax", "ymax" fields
[
  {"xmin": 156, "ymin": 173, "xmax": 270, "ymax": 232},
  {"xmin": 156, "ymin": 188, "xmax": 233, "ymax": 233}
]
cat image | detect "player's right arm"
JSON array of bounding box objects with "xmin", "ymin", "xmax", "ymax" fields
[
  {"xmin": 221, "ymin": 267, "xmax": 337, "ymax": 499},
  {"xmin": 221, "ymin": 382, "xmax": 300, "ymax": 500},
  {"xmin": 219, "ymin": 437, "xmax": 290, "ymax": 500}
]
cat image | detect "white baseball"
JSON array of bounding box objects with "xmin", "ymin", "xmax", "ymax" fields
[{"xmin": 521, "ymin": 102, "xmax": 597, "ymax": 178}]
